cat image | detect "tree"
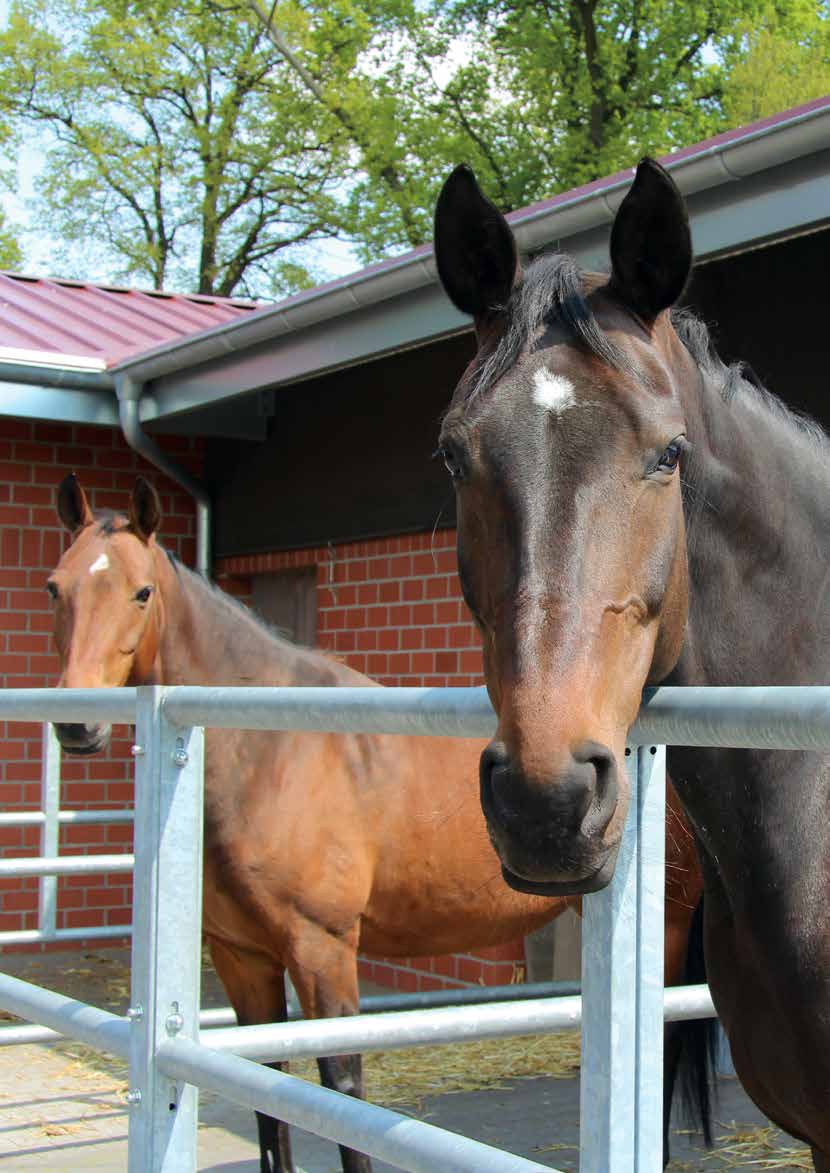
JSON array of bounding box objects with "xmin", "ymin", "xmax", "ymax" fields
[
  {"xmin": 248, "ymin": 0, "xmax": 774, "ymax": 262},
  {"xmin": 0, "ymin": 0, "xmax": 812, "ymax": 294},
  {"xmin": 720, "ymin": 2, "xmax": 830, "ymax": 126},
  {"xmin": 0, "ymin": 0, "xmax": 351, "ymax": 295},
  {"xmin": 0, "ymin": 208, "xmax": 22, "ymax": 269}
]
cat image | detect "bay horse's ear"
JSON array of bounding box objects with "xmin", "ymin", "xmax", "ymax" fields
[
  {"xmin": 128, "ymin": 477, "xmax": 161, "ymax": 543},
  {"xmin": 609, "ymin": 158, "xmax": 692, "ymax": 321},
  {"xmin": 434, "ymin": 164, "xmax": 520, "ymax": 330},
  {"xmin": 57, "ymin": 473, "xmax": 94, "ymax": 533}
]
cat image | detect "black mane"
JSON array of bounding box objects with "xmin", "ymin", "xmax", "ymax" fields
[{"xmin": 672, "ymin": 308, "xmax": 827, "ymax": 447}]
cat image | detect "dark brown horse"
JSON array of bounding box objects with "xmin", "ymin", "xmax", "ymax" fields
[
  {"xmin": 48, "ymin": 473, "xmax": 705, "ymax": 1172},
  {"xmin": 433, "ymin": 158, "xmax": 830, "ymax": 1169}
]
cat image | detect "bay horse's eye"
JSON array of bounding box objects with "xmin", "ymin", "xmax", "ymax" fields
[
  {"xmin": 46, "ymin": 580, "xmax": 58, "ymax": 601},
  {"xmin": 656, "ymin": 439, "xmax": 683, "ymax": 474},
  {"xmin": 134, "ymin": 586, "xmax": 153, "ymax": 604}
]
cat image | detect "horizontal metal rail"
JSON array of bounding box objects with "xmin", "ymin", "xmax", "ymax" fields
[
  {"xmin": 0, "ymin": 923, "xmax": 130, "ymax": 947},
  {"xmin": 0, "ymin": 808, "xmax": 133, "ymax": 827},
  {"xmin": 155, "ymin": 684, "xmax": 830, "ymax": 748},
  {"xmin": 0, "ymin": 688, "xmax": 137, "ymax": 725},
  {"xmin": 3, "ymin": 685, "xmax": 829, "ymax": 748},
  {"xmin": 161, "ymin": 685, "xmax": 497, "ymax": 737},
  {"xmin": 0, "ymin": 853, "xmax": 133, "ymax": 878},
  {"xmin": 0, "ymin": 979, "xmax": 583, "ymax": 1047},
  {"xmin": 0, "ymin": 971, "xmax": 129, "ymax": 1059},
  {"xmin": 203, "ymin": 984, "xmax": 715, "ymax": 1063},
  {"xmin": 632, "ymin": 686, "xmax": 830, "ymax": 749},
  {"xmin": 158, "ymin": 1037, "xmax": 555, "ymax": 1173}
]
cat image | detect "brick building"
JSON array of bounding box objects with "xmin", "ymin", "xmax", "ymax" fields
[{"xmin": 1, "ymin": 97, "xmax": 830, "ymax": 991}]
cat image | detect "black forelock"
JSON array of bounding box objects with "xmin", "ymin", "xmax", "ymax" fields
[{"xmin": 464, "ymin": 252, "xmax": 630, "ymax": 403}]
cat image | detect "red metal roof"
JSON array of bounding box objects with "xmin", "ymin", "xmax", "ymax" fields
[{"xmin": 0, "ymin": 272, "xmax": 260, "ymax": 368}]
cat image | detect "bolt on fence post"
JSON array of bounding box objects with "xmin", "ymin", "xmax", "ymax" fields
[
  {"xmin": 128, "ymin": 686, "xmax": 205, "ymax": 1173},
  {"xmin": 579, "ymin": 746, "xmax": 641, "ymax": 1173},
  {"xmin": 634, "ymin": 745, "xmax": 666, "ymax": 1171},
  {"xmin": 38, "ymin": 724, "xmax": 61, "ymax": 940}
]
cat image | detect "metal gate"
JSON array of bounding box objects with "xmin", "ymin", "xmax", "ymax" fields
[{"xmin": 1, "ymin": 683, "xmax": 828, "ymax": 1172}]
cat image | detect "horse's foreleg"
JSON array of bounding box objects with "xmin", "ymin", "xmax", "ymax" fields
[
  {"xmin": 316, "ymin": 1053, "xmax": 370, "ymax": 1173},
  {"xmin": 288, "ymin": 923, "xmax": 372, "ymax": 1173},
  {"xmin": 208, "ymin": 936, "xmax": 295, "ymax": 1173}
]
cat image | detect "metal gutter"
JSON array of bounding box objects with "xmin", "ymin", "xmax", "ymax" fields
[
  {"xmin": 115, "ymin": 374, "xmax": 211, "ymax": 577},
  {"xmin": 112, "ymin": 97, "xmax": 830, "ymax": 387},
  {"xmin": 0, "ymin": 361, "xmax": 114, "ymax": 391}
]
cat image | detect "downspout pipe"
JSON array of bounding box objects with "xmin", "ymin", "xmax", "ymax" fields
[{"xmin": 115, "ymin": 374, "xmax": 211, "ymax": 578}]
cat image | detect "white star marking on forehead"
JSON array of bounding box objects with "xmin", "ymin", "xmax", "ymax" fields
[
  {"xmin": 532, "ymin": 368, "xmax": 577, "ymax": 414},
  {"xmin": 89, "ymin": 553, "xmax": 110, "ymax": 575}
]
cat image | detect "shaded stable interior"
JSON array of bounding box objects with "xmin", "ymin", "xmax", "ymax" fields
[{"xmin": 207, "ymin": 227, "xmax": 830, "ymax": 562}]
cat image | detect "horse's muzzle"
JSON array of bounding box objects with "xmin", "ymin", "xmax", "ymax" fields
[
  {"xmin": 479, "ymin": 740, "xmax": 620, "ymax": 895},
  {"xmin": 53, "ymin": 722, "xmax": 112, "ymax": 756}
]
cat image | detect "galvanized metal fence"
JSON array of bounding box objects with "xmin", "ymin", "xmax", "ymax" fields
[{"xmin": 0, "ymin": 683, "xmax": 828, "ymax": 1172}]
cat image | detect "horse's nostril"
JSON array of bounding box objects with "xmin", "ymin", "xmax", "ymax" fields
[
  {"xmin": 479, "ymin": 741, "xmax": 513, "ymax": 821},
  {"xmin": 481, "ymin": 741, "xmax": 509, "ymax": 776},
  {"xmin": 573, "ymin": 741, "xmax": 618, "ymax": 837}
]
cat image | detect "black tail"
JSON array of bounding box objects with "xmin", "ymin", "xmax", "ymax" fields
[{"xmin": 663, "ymin": 894, "xmax": 718, "ymax": 1166}]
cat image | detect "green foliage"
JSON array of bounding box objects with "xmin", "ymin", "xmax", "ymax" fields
[
  {"xmin": 0, "ymin": 0, "xmax": 822, "ymax": 293},
  {"xmin": 0, "ymin": 207, "xmax": 23, "ymax": 269},
  {"xmin": 251, "ymin": 0, "xmax": 775, "ymax": 261},
  {"xmin": 721, "ymin": 2, "xmax": 830, "ymax": 125}
]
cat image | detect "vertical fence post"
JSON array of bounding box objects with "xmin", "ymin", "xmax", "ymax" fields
[
  {"xmin": 579, "ymin": 745, "xmax": 667, "ymax": 1173},
  {"xmin": 38, "ymin": 724, "xmax": 61, "ymax": 939},
  {"xmin": 634, "ymin": 745, "xmax": 666, "ymax": 1171},
  {"xmin": 579, "ymin": 747, "xmax": 640, "ymax": 1172},
  {"xmin": 128, "ymin": 686, "xmax": 205, "ymax": 1173}
]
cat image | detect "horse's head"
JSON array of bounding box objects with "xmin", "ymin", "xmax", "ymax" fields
[
  {"xmin": 435, "ymin": 159, "xmax": 696, "ymax": 894},
  {"xmin": 49, "ymin": 474, "xmax": 164, "ymax": 754}
]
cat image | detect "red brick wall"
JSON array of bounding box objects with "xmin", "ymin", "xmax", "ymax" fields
[
  {"xmin": 0, "ymin": 418, "xmax": 201, "ymax": 951},
  {"xmin": 215, "ymin": 532, "xmax": 527, "ymax": 990},
  {"xmin": 216, "ymin": 529, "xmax": 482, "ymax": 685}
]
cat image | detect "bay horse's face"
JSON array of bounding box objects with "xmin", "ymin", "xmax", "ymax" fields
[
  {"xmin": 434, "ymin": 160, "xmax": 696, "ymax": 895},
  {"xmin": 48, "ymin": 475, "xmax": 163, "ymax": 754}
]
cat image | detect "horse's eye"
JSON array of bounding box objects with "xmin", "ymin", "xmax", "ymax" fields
[
  {"xmin": 656, "ymin": 439, "xmax": 683, "ymax": 474},
  {"xmin": 46, "ymin": 580, "xmax": 58, "ymax": 601},
  {"xmin": 440, "ymin": 445, "xmax": 464, "ymax": 480},
  {"xmin": 135, "ymin": 586, "xmax": 153, "ymax": 604}
]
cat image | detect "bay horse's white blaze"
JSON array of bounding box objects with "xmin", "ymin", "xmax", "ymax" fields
[
  {"xmin": 89, "ymin": 552, "xmax": 109, "ymax": 574},
  {"xmin": 532, "ymin": 368, "xmax": 576, "ymax": 414}
]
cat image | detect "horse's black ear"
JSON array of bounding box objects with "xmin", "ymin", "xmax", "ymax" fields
[
  {"xmin": 609, "ymin": 158, "xmax": 692, "ymax": 321},
  {"xmin": 128, "ymin": 477, "xmax": 161, "ymax": 542},
  {"xmin": 434, "ymin": 164, "xmax": 520, "ymax": 327},
  {"xmin": 57, "ymin": 473, "xmax": 94, "ymax": 533}
]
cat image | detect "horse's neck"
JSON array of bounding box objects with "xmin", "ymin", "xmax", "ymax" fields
[
  {"xmin": 676, "ymin": 371, "xmax": 830, "ymax": 688},
  {"xmin": 153, "ymin": 553, "xmax": 294, "ymax": 688},
  {"xmin": 671, "ymin": 370, "xmax": 830, "ymax": 935}
]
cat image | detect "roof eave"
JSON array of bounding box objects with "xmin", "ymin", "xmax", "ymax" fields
[{"xmin": 111, "ymin": 98, "xmax": 830, "ymax": 394}]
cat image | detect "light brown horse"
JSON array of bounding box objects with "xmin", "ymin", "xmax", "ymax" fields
[{"xmin": 48, "ymin": 473, "xmax": 703, "ymax": 1173}]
